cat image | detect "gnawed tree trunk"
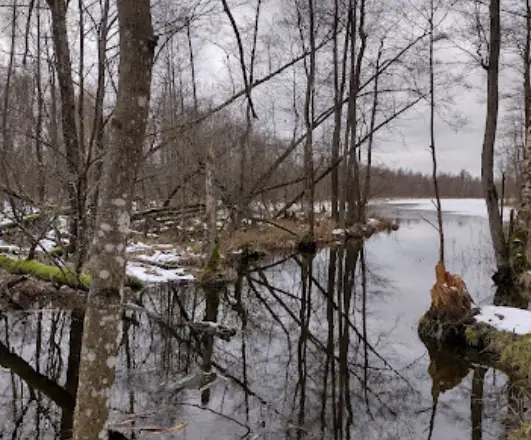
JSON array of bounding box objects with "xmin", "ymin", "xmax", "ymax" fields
[
  {"xmin": 72, "ymin": 1, "xmax": 155, "ymax": 438},
  {"xmin": 419, "ymin": 262, "xmax": 474, "ymax": 344},
  {"xmin": 429, "ymin": 261, "xmax": 472, "ymax": 322}
]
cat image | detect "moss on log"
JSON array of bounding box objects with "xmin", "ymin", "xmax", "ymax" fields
[{"xmin": 0, "ymin": 255, "xmax": 144, "ymax": 291}]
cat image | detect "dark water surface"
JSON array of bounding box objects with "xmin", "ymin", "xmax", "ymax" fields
[{"xmin": 0, "ymin": 207, "xmax": 519, "ymax": 439}]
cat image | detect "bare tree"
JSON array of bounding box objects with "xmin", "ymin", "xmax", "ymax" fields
[
  {"xmin": 72, "ymin": 1, "xmax": 156, "ymax": 438},
  {"xmin": 45, "ymin": 0, "xmax": 82, "ymax": 257},
  {"xmin": 481, "ymin": 0, "xmax": 510, "ymax": 281},
  {"xmin": 429, "ymin": 0, "xmax": 445, "ymax": 266}
]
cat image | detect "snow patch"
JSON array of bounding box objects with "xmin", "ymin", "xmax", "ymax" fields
[
  {"xmin": 126, "ymin": 261, "xmax": 194, "ymax": 284},
  {"xmin": 126, "ymin": 241, "xmax": 151, "ymax": 253},
  {"xmin": 0, "ymin": 240, "xmax": 20, "ymax": 253},
  {"xmin": 135, "ymin": 249, "xmax": 181, "ymax": 266},
  {"xmin": 475, "ymin": 305, "xmax": 531, "ymax": 335},
  {"xmin": 38, "ymin": 239, "xmax": 56, "ymax": 252},
  {"xmin": 367, "ymin": 217, "xmax": 380, "ymax": 226}
]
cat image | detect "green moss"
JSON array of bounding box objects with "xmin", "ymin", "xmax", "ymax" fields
[
  {"xmin": 0, "ymin": 255, "xmax": 91, "ymax": 290},
  {"xmin": 0, "ymin": 255, "xmax": 145, "ymax": 292},
  {"xmin": 48, "ymin": 247, "xmax": 64, "ymax": 257},
  {"xmin": 510, "ymin": 225, "xmax": 530, "ymax": 272},
  {"xmin": 204, "ymin": 238, "xmax": 222, "ymax": 273},
  {"xmin": 125, "ymin": 275, "xmax": 145, "ymax": 291},
  {"xmin": 492, "ymin": 333, "xmax": 531, "ymax": 382},
  {"xmin": 465, "ymin": 326, "xmax": 480, "ymax": 346},
  {"xmin": 463, "ymin": 323, "xmax": 495, "ymax": 348},
  {"xmin": 511, "ymin": 423, "xmax": 531, "ymax": 440}
]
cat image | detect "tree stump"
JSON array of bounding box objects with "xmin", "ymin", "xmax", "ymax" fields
[
  {"xmin": 419, "ymin": 261, "xmax": 474, "ymax": 344},
  {"xmin": 429, "ymin": 260, "xmax": 472, "ymax": 321}
]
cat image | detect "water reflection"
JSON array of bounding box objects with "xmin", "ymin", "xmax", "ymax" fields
[{"xmin": 0, "ymin": 211, "xmax": 521, "ymax": 439}]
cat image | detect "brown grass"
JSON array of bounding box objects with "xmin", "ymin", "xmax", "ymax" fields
[
  {"xmin": 219, "ymin": 214, "xmax": 397, "ymax": 255},
  {"xmin": 130, "ymin": 213, "xmax": 398, "ymax": 267}
]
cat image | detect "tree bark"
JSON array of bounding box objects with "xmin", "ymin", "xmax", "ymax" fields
[
  {"xmin": 429, "ymin": 0, "xmax": 444, "ymax": 265},
  {"xmin": 303, "ymin": 0, "xmax": 316, "ymax": 236},
  {"xmin": 46, "ymin": 0, "xmax": 82, "ymax": 254},
  {"xmin": 86, "ymin": 0, "xmax": 110, "ymax": 250},
  {"xmin": 72, "ymin": 1, "xmax": 155, "ymax": 438},
  {"xmin": 204, "ymin": 146, "xmax": 218, "ymax": 269},
  {"xmin": 481, "ymin": 0, "xmax": 508, "ymax": 277},
  {"xmin": 345, "ymin": 0, "xmax": 367, "ymax": 226},
  {"xmin": 519, "ymin": 1, "xmax": 531, "ymax": 268}
]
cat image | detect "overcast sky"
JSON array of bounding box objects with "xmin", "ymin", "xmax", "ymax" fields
[{"xmin": 172, "ymin": 0, "xmax": 519, "ymax": 179}]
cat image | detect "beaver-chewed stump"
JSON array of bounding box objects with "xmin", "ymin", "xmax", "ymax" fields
[
  {"xmin": 418, "ymin": 261, "xmax": 477, "ymax": 346},
  {"xmin": 419, "ymin": 262, "xmax": 531, "ymax": 355}
]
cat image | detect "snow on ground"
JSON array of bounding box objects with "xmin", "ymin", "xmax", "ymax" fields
[
  {"xmin": 126, "ymin": 261, "xmax": 194, "ymax": 284},
  {"xmin": 475, "ymin": 305, "xmax": 531, "ymax": 335},
  {"xmin": 381, "ymin": 198, "xmax": 512, "ymax": 221},
  {"xmin": 0, "ymin": 239, "xmax": 20, "ymax": 252},
  {"xmin": 126, "ymin": 241, "xmax": 194, "ymax": 283},
  {"xmin": 126, "ymin": 241, "xmax": 153, "ymax": 253},
  {"xmin": 37, "ymin": 239, "xmax": 56, "ymax": 252},
  {"xmin": 135, "ymin": 249, "xmax": 181, "ymax": 266}
]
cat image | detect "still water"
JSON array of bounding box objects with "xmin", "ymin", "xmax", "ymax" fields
[{"xmin": 0, "ymin": 206, "xmax": 517, "ymax": 439}]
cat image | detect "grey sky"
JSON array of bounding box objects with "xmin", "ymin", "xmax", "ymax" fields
[{"xmin": 0, "ymin": 0, "xmax": 513, "ymax": 179}]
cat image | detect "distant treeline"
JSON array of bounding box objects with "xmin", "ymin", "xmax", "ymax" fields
[{"xmin": 367, "ymin": 166, "xmax": 516, "ymax": 199}]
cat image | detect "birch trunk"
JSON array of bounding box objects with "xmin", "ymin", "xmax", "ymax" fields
[{"xmin": 72, "ymin": 1, "xmax": 155, "ymax": 438}]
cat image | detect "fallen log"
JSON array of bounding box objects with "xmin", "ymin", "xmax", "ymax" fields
[
  {"xmin": 0, "ymin": 255, "xmax": 144, "ymax": 292},
  {"xmin": 131, "ymin": 203, "xmax": 206, "ymax": 222}
]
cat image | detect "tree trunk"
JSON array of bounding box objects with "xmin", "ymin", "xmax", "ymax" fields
[
  {"xmin": 86, "ymin": 0, "xmax": 109, "ymax": 252},
  {"xmin": 524, "ymin": 0, "xmax": 531, "ymax": 139},
  {"xmin": 429, "ymin": 0, "xmax": 444, "ymax": 265},
  {"xmin": 46, "ymin": 0, "xmax": 82, "ymax": 255},
  {"xmin": 345, "ymin": 0, "xmax": 367, "ymax": 226},
  {"xmin": 204, "ymin": 146, "xmax": 219, "ymax": 270},
  {"xmin": 72, "ymin": 1, "xmax": 155, "ymax": 438},
  {"xmin": 481, "ymin": 0, "xmax": 508, "ymax": 278},
  {"xmin": 303, "ymin": 0, "xmax": 316, "ymax": 237},
  {"xmin": 360, "ymin": 40, "xmax": 382, "ymax": 218},
  {"xmin": 519, "ymin": 0, "xmax": 531, "ymax": 272},
  {"xmin": 35, "ymin": 8, "xmax": 45, "ymax": 204},
  {"xmin": 330, "ymin": 0, "xmax": 341, "ymax": 223},
  {"xmin": 1, "ymin": 0, "xmax": 17, "ymax": 192}
]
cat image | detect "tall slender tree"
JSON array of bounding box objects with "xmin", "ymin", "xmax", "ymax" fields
[
  {"xmin": 481, "ymin": 0, "xmax": 509, "ymax": 281},
  {"xmin": 72, "ymin": 1, "xmax": 156, "ymax": 437}
]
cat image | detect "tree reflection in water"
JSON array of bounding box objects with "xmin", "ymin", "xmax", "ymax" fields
[{"xmin": 0, "ymin": 242, "xmax": 520, "ymax": 439}]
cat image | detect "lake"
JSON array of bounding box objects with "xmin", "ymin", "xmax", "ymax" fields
[{"xmin": 0, "ymin": 199, "xmax": 519, "ymax": 439}]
